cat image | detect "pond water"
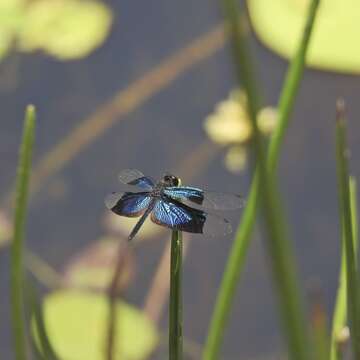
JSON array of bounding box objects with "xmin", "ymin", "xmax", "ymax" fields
[{"xmin": 1, "ymin": 1, "xmax": 360, "ymax": 359}]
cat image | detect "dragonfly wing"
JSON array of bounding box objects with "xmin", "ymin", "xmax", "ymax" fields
[
  {"xmin": 163, "ymin": 186, "xmax": 245, "ymax": 210},
  {"xmin": 105, "ymin": 192, "xmax": 152, "ymax": 217},
  {"xmin": 150, "ymin": 199, "xmax": 232, "ymax": 236},
  {"xmin": 118, "ymin": 169, "xmax": 155, "ymax": 190}
]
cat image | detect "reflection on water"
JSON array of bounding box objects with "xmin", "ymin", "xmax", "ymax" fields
[{"xmin": 1, "ymin": 0, "xmax": 360, "ymax": 359}]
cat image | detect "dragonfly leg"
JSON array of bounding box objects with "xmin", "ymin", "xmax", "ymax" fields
[{"xmin": 128, "ymin": 201, "xmax": 155, "ymax": 241}]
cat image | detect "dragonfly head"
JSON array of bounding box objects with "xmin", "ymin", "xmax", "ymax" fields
[{"xmin": 162, "ymin": 173, "xmax": 181, "ymax": 187}]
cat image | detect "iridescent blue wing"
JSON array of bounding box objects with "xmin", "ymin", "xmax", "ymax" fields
[
  {"xmin": 151, "ymin": 199, "xmax": 232, "ymax": 236},
  {"xmin": 105, "ymin": 192, "xmax": 152, "ymax": 217},
  {"xmin": 118, "ymin": 169, "xmax": 155, "ymax": 190},
  {"xmin": 163, "ymin": 186, "xmax": 245, "ymax": 210}
]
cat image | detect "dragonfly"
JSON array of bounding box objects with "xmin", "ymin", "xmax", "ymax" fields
[{"xmin": 105, "ymin": 169, "xmax": 245, "ymax": 241}]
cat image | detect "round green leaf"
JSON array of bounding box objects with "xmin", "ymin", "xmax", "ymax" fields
[
  {"xmin": 18, "ymin": 0, "xmax": 112, "ymax": 59},
  {"xmin": 0, "ymin": 0, "xmax": 26, "ymax": 59},
  {"xmin": 0, "ymin": 29, "xmax": 13, "ymax": 60},
  {"xmin": 248, "ymin": 0, "xmax": 360, "ymax": 73},
  {"xmin": 35, "ymin": 290, "xmax": 159, "ymax": 360}
]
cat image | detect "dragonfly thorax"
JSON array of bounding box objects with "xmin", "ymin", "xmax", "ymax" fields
[
  {"xmin": 161, "ymin": 173, "xmax": 180, "ymax": 187},
  {"xmin": 151, "ymin": 174, "xmax": 180, "ymax": 198}
]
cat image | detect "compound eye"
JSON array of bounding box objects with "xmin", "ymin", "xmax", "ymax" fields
[{"xmin": 172, "ymin": 177, "xmax": 179, "ymax": 186}]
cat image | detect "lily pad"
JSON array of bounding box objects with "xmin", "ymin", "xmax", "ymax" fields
[
  {"xmin": 248, "ymin": 0, "xmax": 360, "ymax": 73},
  {"xmin": 18, "ymin": 0, "xmax": 112, "ymax": 59},
  {"xmin": 33, "ymin": 290, "xmax": 159, "ymax": 360},
  {"xmin": 0, "ymin": 0, "xmax": 25, "ymax": 59}
]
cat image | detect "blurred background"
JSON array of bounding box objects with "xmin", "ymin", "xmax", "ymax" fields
[{"xmin": 1, "ymin": 0, "xmax": 360, "ymax": 359}]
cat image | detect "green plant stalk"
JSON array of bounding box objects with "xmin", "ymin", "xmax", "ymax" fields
[
  {"xmin": 330, "ymin": 177, "xmax": 358, "ymax": 360},
  {"xmin": 313, "ymin": 322, "xmax": 330, "ymax": 360},
  {"xmin": 203, "ymin": 0, "xmax": 320, "ymax": 358},
  {"xmin": 10, "ymin": 105, "xmax": 36, "ymax": 360},
  {"xmin": 169, "ymin": 230, "xmax": 183, "ymax": 360},
  {"xmin": 311, "ymin": 295, "xmax": 330, "ymax": 360},
  {"xmin": 335, "ymin": 107, "xmax": 360, "ymax": 359},
  {"xmin": 329, "ymin": 237, "xmax": 346, "ymax": 360},
  {"xmin": 26, "ymin": 282, "xmax": 59, "ymax": 360},
  {"xmin": 32, "ymin": 302, "xmax": 58, "ymax": 360},
  {"xmin": 350, "ymin": 178, "xmax": 358, "ymax": 267},
  {"xmin": 217, "ymin": 1, "xmax": 310, "ymax": 359}
]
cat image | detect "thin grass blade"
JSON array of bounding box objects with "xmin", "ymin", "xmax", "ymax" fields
[
  {"xmin": 335, "ymin": 101, "xmax": 360, "ymax": 359},
  {"xmin": 203, "ymin": 1, "xmax": 320, "ymax": 358},
  {"xmin": 310, "ymin": 288, "xmax": 330, "ymax": 360},
  {"xmin": 350, "ymin": 178, "xmax": 358, "ymax": 267},
  {"xmin": 267, "ymin": 0, "xmax": 320, "ymax": 168},
  {"xmin": 10, "ymin": 105, "xmax": 36, "ymax": 360},
  {"xmin": 330, "ymin": 232, "xmax": 348, "ymax": 360},
  {"xmin": 169, "ymin": 230, "xmax": 183, "ymax": 360},
  {"xmin": 215, "ymin": 1, "xmax": 310, "ymax": 359},
  {"xmin": 330, "ymin": 177, "xmax": 358, "ymax": 360},
  {"xmin": 25, "ymin": 281, "xmax": 59, "ymax": 360}
]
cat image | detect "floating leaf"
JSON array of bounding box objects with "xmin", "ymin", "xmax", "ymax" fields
[
  {"xmin": 248, "ymin": 0, "xmax": 360, "ymax": 73},
  {"xmin": 0, "ymin": 0, "xmax": 25, "ymax": 60},
  {"xmin": 18, "ymin": 0, "xmax": 112, "ymax": 59},
  {"xmin": 0, "ymin": 28, "xmax": 14, "ymax": 60},
  {"xmin": 33, "ymin": 290, "xmax": 159, "ymax": 360},
  {"xmin": 63, "ymin": 237, "xmax": 134, "ymax": 292},
  {"xmin": 0, "ymin": 0, "xmax": 25, "ymax": 28}
]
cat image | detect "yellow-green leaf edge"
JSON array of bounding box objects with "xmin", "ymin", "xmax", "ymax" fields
[
  {"xmin": 18, "ymin": 0, "xmax": 113, "ymax": 60},
  {"xmin": 33, "ymin": 290, "xmax": 159, "ymax": 360},
  {"xmin": 248, "ymin": 0, "xmax": 360, "ymax": 74}
]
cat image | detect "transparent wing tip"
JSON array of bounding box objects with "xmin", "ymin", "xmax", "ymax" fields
[
  {"xmin": 201, "ymin": 192, "xmax": 246, "ymax": 210},
  {"xmin": 202, "ymin": 215, "xmax": 233, "ymax": 237},
  {"xmin": 104, "ymin": 192, "xmax": 120, "ymax": 210},
  {"xmin": 222, "ymin": 219, "xmax": 232, "ymax": 235},
  {"xmin": 237, "ymin": 195, "xmax": 246, "ymax": 208},
  {"xmin": 226, "ymin": 194, "xmax": 246, "ymax": 210},
  {"xmin": 118, "ymin": 169, "xmax": 144, "ymax": 183}
]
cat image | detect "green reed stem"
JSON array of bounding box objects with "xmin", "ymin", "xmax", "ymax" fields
[
  {"xmin": 351, "ymin": 178, "xmax": 359, "ymax": 268},
  {"xmin": 203, "ymin": 1, "xmax": 320, "ymax": 358},
  {"xmin": 27, "ymin": 282, "xmax": 59, "ymax": 360},
  {"xmin": 169, "ymin": 230, "xmax": 183, "ymax": 360},
  {"xmin": 335, "ymin": 102, "xmax": 360, "ymax": 359},
  {"xmin": 330, "ymin": 177, "xmax": 358, "ymax": 360},
  {"xmin": 313, "ymin": 320, "xmax": 330, "ymax": 360},
  {"xmin": 220, "ymin": 0, "xmax": 310, "ymax": 357},
  {"xmin": 310, "ymin": 291, "xmax": 330, "ymax": 360},
  {"xmin": 330, "ymin": 235, "xmax": 347, "ymax": 360},
  {"xmin": 11, "ymin": 105, "xmax": 36, "ymax": 360}
]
